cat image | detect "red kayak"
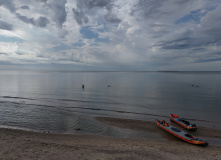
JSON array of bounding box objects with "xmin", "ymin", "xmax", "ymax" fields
[
  {"xmin": 156, "ymin": 119, "xmax": 208, "ymax": 146},
  {"xmin": 170, "ymin": 114, "xmax": 197, "ymax": 131}
]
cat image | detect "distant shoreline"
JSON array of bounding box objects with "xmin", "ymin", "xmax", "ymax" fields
[{"xmin": 1, "ymin": 69, "xmax": 221, "ymax": 72}]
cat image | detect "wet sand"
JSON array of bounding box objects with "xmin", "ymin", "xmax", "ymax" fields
[
  {"xmin": 0, "ymin": 117, "xmax": 221, "ymax": 160},
  {"xmin": 95, "ymin": 117, "xmax": 221, "ymax": 139}
]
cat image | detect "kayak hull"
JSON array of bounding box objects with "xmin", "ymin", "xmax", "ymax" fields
[
  {"xmin": 170, "ymin": 114, "xmax": 197, "ymax": 131},
  {"xmin": 156, "ymin": 119, "xmax": 208, "ymax": 147}
]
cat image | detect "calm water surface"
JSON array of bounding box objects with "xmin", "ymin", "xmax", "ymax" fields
[{"xmin": 0, "ymin": 70, "xmax": 221, "ymax": 138}]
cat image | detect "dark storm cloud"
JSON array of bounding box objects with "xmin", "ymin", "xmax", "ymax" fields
[
  {"xmin": 202, "ymin": 26, "xmax": 221, "ymax": 44},
  {"xmin": 16, "ymin": 52, "xmax": 26, "ymax": 55},
  {"xmin": 154, "ymin": 6, "xmax": 221, "ymax": 51},
  {"xmin": 0, "ymin": 0, "xmax": 50, "ymax": 28},
  {"xmin": 196, "ymin": 58, "xmax": 221, "ymax": 63},
  {"xmin": 149, "ymin": 23, "xmax": 168, "ymax": 28},
  {"xmin": 149, "ymin": 23, "xmax": 171, "ymax": 38},
  {"xmin": 130, "ymin": 0, "xmax": 163, "ymax": 18},
  {"xmin": 41, "ymin": 51, "xmax": 83, "ymax": 63},
  {"xmin": 0, "ymin": 20, "xmax": 14, "ymax": 31},
  {"xmin": 0, "ymin": 52, "xmax": 7, "ymax": 55},
  {"xmin": 195, "ymin": 52, "xmax": 221, "ymax": 63},
  {"xmin": 0, "ymin": 0, "xmax": 16, "ymax": 13},
  {"xmin": 154, "ymin": 35, "xmax": 219, "ymax": 51},
  {"xmin": 152, "ymin": 27, "xmax": 199, "ymax": 50},
  {"xmin": 20, "ymin": 5, "xmax": 30, "ymax": 10},
  {"xmin": 0, "ymin": 60, "xmax": 13, "ymax": 65},
  {"xmin": 104, "ymin": 12, "xmax": 121, "ymax": 24},
  {"xmin": 128, "ymin": 0, "xmax": 221, "ymax": 67},
  {"xmin": 72, "ymin": 8, "xmax": 89, "ymax": 25},
  {"xmin": 198, "ymin": 6, "xmax": 221, "ymax": 44},
  {"xmin": 76, "ymin": 0, "xmax": 113, "ymax": 10},
  {"xmin": 15, "ymin": 13, "xmax": 49, "ymax": 28},
  {"xmin": 15, "ymin": 13, "xmax": 35, "ymax": 25},
  {"xmin": 35, "ymin": 16, "xmax": 50, "ymax": 27},
  {"xmin": 191, "ymin": 48, "xmax": 207, "ymax": 53},
  {"xmin": 57, "ymin": 57, "xmax": 82, "ymax": 63},
  {"xmin": 46, "ymin": 0, "xmax": 67, "ymax": 28},
  {"xmin": 156, "ymin": 37, "xmax": 195, "ymax": 50},
  {"xmin": 131, "ymin": 0, "xmax": 195, "ymax": 19},
  {"xmin": 36, "ymin": 0, "xmax": 48, "ymax": 3},
  {"xmin": 72, "ymin": 0, "xmax": 121, "ymax": 25}
]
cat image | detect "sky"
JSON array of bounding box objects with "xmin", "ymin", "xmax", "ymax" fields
[{"xmin": 0, "ymin": 0, "xmax": 221, "ymax": 71}]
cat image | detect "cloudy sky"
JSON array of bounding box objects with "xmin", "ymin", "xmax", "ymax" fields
[{"xmin": 0, "ymin": 0, "xmax": 221, "ymax": 71}]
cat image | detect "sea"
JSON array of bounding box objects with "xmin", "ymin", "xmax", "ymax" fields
[{"xmin": 0, "ymin": 70, "xmax": 221, "ymax": 139}]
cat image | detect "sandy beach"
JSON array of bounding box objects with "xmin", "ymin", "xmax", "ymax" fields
[{"xmin": 0, "ymin": 117, "xmax": 221, "ymax": 160}]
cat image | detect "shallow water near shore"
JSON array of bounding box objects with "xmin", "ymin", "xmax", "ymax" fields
[{"xmin": 0, "ymin": 70, "xmax": 221, "ymax": 140}]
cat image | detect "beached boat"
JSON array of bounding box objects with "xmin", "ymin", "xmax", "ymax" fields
[
  {"xmin": 170, "ymin": 114, "xmax": 197, "ymax": 131},
  {"xmin": 156, "ymin": 119, "xmax": 208, "ymax": 146}
]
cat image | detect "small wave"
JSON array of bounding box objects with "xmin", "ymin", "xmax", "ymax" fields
[
  {"xmin": 2, "ymin": 96, "xmax": 122, "ymax": 105},
  {"xmin": 2, "ymin": 96, "xmax": 36, "ymax": 101},
  {"xmin": 0, "ymin": 100, "xmax": 167, "ymax": 119},
  {"xmin": 1, "ymin": 97, "xmax": 220, "ymax": 124}
]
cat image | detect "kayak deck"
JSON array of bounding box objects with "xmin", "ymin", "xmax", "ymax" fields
[{"xmin": 156, "ymin": 119, "xmax": 208, "ymax": 147}]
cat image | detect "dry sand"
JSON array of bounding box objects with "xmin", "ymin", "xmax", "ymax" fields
[{"xmin": 0, "ymin": 117, "xmax": 221, "ymax": 160}]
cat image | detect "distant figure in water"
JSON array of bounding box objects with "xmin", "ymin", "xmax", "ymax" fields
[
  {"xmin": 82, "ymin": 84, "xmax": 84, "ymax": 89},
  {"xmin": 192, "ymin": 84, "xmax": 199, "ymax": 87},
  {"xmin": 108, "ymin": 85, "xmax": 110, "ymax": 87}
]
